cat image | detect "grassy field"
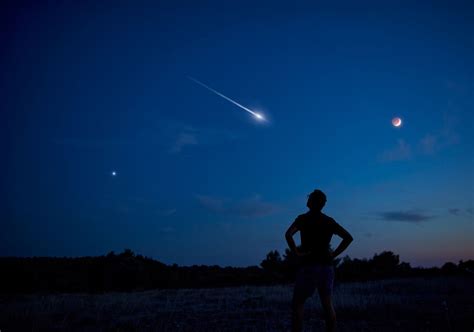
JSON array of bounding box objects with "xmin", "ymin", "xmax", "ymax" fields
[{"xmin": 1, "ymin": 276, "xmax": 473, "ymax": 331}]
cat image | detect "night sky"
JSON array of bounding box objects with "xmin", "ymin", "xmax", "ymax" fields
[{"xmin": 2, "ymin": 1, "xmax": 473, "ymax": 267}]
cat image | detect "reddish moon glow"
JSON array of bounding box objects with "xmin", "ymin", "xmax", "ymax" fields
[{"xmin": 392, "ymin": 117, "xmax": 402, "ymax": 127}]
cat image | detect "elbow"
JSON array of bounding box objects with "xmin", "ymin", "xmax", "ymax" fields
[{"xmin": 346, "ymin": 235, "xmax": 354, "ymax": 243}]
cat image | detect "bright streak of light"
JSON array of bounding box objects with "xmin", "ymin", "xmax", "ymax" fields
[{"xmin": 188, "ymin": 76, "xmax": 266, "ymax": 121}]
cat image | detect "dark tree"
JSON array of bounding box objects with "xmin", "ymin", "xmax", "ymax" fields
[
  {"xmin": 441, "ymin": 262, "xmax": 458, "ymax": 274},
  {"xmin": 372, "ymin": 251, "xmax": 399, "ymax": 275},
  {"xmin": 260, "ymin": 250, "xmax": 283, "ymax": 274}
]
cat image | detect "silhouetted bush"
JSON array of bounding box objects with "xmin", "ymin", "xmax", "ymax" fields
[
  {"xmin": 1, "ymin": 249, "xmax": 471, "ymax": 294},
  {"xmin": 0, "ymin": 249, "xmax": 274, "ymax": 294}
]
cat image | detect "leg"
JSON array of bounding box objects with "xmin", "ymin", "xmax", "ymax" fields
[
  {"xmin": 317, "ymin": 266, "xmax": 336, "ymax": 332},
  {"xmin": 291, "ymin": 296, "xmax": 305, "ymax": 332},
  {"xmin": 292, "ymin": 266, "xmax": 316, "ymax": 332},
  {"xmin": 319, "ymin": 293, "xmax": 336, "ymax": 332}
]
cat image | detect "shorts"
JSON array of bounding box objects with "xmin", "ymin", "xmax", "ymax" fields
[{"xmin": 293, "ymin": 264, "xmax": 335, "ymax": 303}]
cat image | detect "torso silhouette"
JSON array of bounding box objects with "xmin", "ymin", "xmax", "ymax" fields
[{"xmin": 292, "ymin": 210, "xmax": 345, "ymax": 266}]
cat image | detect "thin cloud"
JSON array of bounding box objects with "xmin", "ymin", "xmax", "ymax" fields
[
  {"xmin": 166, "ymin": 121, "xmax": 241, "ymax": 154},
  {"xmin": 229, "ymin": 195, "xmax": 280, "ymax": 218},
  {"xmin": 195, "ymin": 194, "xmax": 225, "ymax": 212},
  {"xmin": 448, "ymin": 208, "xmax": 474, "ymax": 217},
  {"xmin": 418, "ymin": 113, "xmax": 460, "ymax": 156},
  {"xmin": 379, "ymin": 112, "xmax": 460, "ymax": 162},
  {"xmin": 378, "ymin": 139, "xmax": 411, "ymax": 162},
  {"xmin": 419, "ymin": 134, "xmax": 438, "ymax": 155},
  {"xmin": 418, "ymin": 130, "xmax": 459, "ymax": 155},
  {"xmin": 448, "ymin": 208, "xmax": 460, "ymax": 216},
  {"xmin": 53, "ymin": 118, "xmax": 243, "ymax": 154},
  {"xmin": 195, "ymin": 194, "xmax": 280, "ymax": 218},
  {"xmin": 170, "ymin": 131, "xmax": 198, "ymax": 153},
  {"xmin": 378, "ymin": 210, "xmax": 435, "ymax": 223}
]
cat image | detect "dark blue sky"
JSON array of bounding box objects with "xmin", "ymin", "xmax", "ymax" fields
[{"xmin": 2, "ymin": 1, "xmax": 473, "ymax": 267}]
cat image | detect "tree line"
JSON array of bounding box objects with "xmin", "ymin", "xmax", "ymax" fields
[
  {"xmin": 1, "ymin": 248, "xmax": 472, "ymax": 294},
  {"xmin": 260, "ymin": 247, "xmax": 473, "ymax": 281}
]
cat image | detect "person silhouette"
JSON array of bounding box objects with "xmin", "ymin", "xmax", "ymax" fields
[{"xmin": 285, "ymin": 189, "xmax": 353, "ymax": 332}]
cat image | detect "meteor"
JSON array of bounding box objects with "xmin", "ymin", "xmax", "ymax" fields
[{"xmin": 188, "ymin": 76, "xmax": 265, "ymax": 121}]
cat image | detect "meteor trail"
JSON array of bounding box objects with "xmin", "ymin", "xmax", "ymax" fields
[{"xmin": 188, "ymin": 76, "xmax": 265, "ymax": 121}]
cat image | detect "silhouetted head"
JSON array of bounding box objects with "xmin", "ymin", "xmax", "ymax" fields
[{"xmin": 307, "ymin": 189, "xmax": 327, "ymax": 211}]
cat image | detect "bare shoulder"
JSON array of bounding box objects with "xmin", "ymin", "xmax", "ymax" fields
[
  {"xmin": 298, "ymin": 212, "xmax": 310, "ymax": 219},
  {"xmin": 321, "ymin": 213, "xmax": 336, "ymax": 223}
]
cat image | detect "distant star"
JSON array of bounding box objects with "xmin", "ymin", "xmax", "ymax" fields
[{"xmin": 111, "ymin": 171, "xmax": 117, "ymax": 176}]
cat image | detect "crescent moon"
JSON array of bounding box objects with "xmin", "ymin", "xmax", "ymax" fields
[{"xmin": 392, "ymin": 117, "xmax": 402, "ymax": 127}]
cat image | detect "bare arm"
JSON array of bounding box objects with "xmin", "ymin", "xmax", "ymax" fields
[
  {"xmin": 331, "ymin": 222, "xmax": 353, "ymax": 258},
  {"xmin": 285, "ymin": 223, "xmax": 299, "ymax": 253},
  {"xmin": 285, "ymin": 220, "xmax": 310, "ymax": 257}
]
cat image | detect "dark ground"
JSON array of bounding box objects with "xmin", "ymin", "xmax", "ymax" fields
[{"xmin": 1, "ymin": 276, "xmax": 473, "ymax": 331}]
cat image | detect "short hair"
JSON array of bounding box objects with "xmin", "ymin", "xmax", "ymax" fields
[{"xmin": 307, "ymin": 189, "xmax": 327, "ymax": 208}]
